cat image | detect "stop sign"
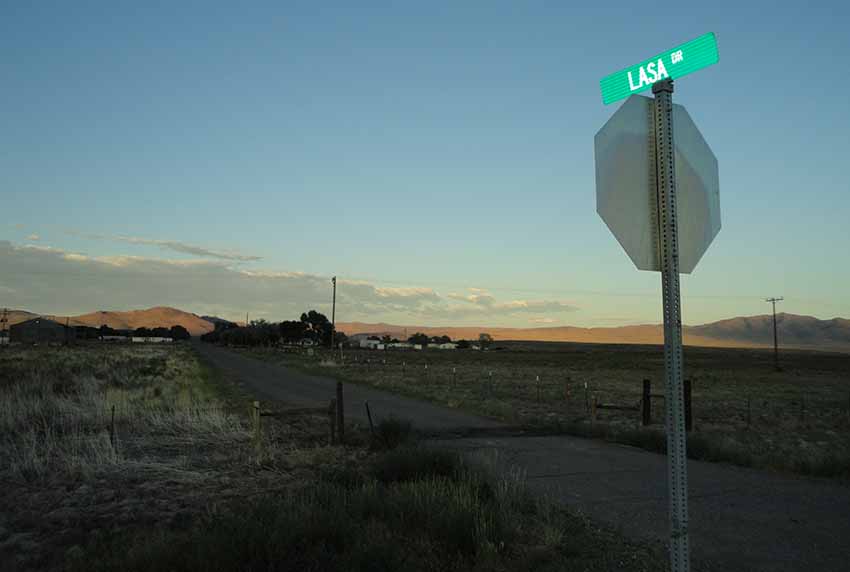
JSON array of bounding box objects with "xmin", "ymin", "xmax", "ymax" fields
[{"xmin": 594, "ymin": 94, "xmax": 720, "ymax": 274}]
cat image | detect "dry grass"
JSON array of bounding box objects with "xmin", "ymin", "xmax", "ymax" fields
[
  {"xmin": 0, "ymin": 345, "xmax": 242, "ymax": 484},
  {"xmin": 239, "ymin": 342, "xmax": 850, "ymax": 478}
]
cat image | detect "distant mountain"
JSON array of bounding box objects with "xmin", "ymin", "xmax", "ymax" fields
[
  {"xmin": 338, "ymin": 313, "xmax": 850, "ymax": 353},
  {"xmin": 4, "ymin": 306, "xmax": 214, "ymax": 336},
  {"xmin": 689, "ymin": 313, "xmax": 850, "ymax": 352},
  {"xmin": 3, "ymin": 307, "xmax": 847, "ymax": 351},
  {"xmin": 201, "ymin": 315, "xmax": 239, "ymax": 328}
]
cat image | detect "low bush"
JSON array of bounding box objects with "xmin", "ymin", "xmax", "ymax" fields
[
  {"xmin": 371, "ymin": 446, "xmax": 461, "ymax": 484},
  {"xmin": 370, "ymin": 415, "xmax": 413, "ymax": 450}
]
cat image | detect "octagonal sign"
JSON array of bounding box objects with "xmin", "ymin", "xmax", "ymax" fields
[{"xmin": 594, "ymin": 94, "xmax": 720, "ymax": 274}]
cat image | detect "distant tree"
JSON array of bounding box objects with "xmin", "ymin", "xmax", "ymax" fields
[
  {"xmin": 170, "ymin": 325, "xmax": 190, "ymax": 341},
  {"xmin": 152, "ymin": 327, "xmax": 171, "ymax": 338},
  {"xmin": 300, "ymin": 310, "xmax": 334, "ymax": 345},
  {"xmin": 429, "ymin": 335, "xmax": 451, "ymax": 344},
  {"xmin": 134, "ymin": 327, "xmax": 152, "ymax": 338},
  {"xmin": 408, "ymin": 332, "xmax": 429, "ymax": 346},
  {"xmin": 456, "ymin": 339, "xmax": 471, "ymax": 350},
  {"xmin": 99, "ymin": 324, "xmax": 118, "ymax": 337},
  {"xmin": 381, "ymin": 335, "xmax": 393, "ymax": 344},
  {"xmin": 368, "ymin": 335, "xmax": 381, "ymax": 341},
  {"xmin": 478, "ymin": 333, "xmax": 493, "ymax": 349},
  {"xmin": 279, "ymin": 320, "xmax": 308, "ymax": 343}
]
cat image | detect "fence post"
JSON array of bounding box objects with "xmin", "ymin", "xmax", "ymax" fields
[
  {"xmin": 252, "ymin": 400, "xmax": 261, "ymax": 454},
  {"xmin": 536, "ymin": 375, "xmax": 540, "ymax": 403},
  {"xmin": 336, "ymin": 381, "xmax": 345, "ymax": 444},
  {"xmin": 328, "ymin": 398, "xmax": 337, "ymax": 444},
  {"xmin": 642, "ymin": 379, "xmax": 651, "ymax": 426},
  {"xmin": 109, "ymin": 404, "xmax": 116, "ymax": 448},
  {"xmin": 584, "ymin": 382, "xmax": 589, "ymax": 414},
  {"xmin": 365, "ymin": 401, "xmax": 374, "ymax": 435},
  {"xmin": 684, "ymin": 378, "xmax": 693, "ymax": 432},
  {"xmin": 591, "ymin": 396, "xmax": 598, "ymax": 423},
  {"xmin": 452, "ymin": 367, "xmax": 457, "ymax": 386}
]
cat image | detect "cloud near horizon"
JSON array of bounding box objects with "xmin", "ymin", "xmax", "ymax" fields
[
  {"xmin": 65, "ymin": 231, "xmax": 263, "ymax": 262},
  {"xmin": 0, "ymin": 241, "xmax": 579, "ymax": 326}
]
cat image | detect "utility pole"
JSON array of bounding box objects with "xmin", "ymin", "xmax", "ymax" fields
[
  {"xmin": 330, "ymin": 276, "xmax": 337, "ymax": 349},
  {"xmin": 246, "ymin": 312, "xmax": 249, "ymax": 327},
  {"xmin": 766, "ymin": 297, "xmax": 783, "ymax": 371}
]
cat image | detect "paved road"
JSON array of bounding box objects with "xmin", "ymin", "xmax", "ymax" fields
[{"xmin": 195, "ymin": 342, "xmax": 850, "ymax": 571}]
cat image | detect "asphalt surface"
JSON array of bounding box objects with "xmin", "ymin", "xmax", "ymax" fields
[{"xmin": 194, "ymin": 342, "xmax": 850, "ymax": 572}]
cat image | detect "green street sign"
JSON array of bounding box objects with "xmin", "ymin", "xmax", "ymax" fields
[{"xmin": 600, "ymin": 33, "xmax": 719, "ymax": 105}]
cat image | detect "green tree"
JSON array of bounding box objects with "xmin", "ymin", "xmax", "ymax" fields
[
  {"xmin": 301, "ymin": 310, "xmax": 334, "ymax": 345},
  {"xmin": 169, "ymin": 325, "xmax": 191, "ymax": 340},
  {"xmin": 478, "ymin": 333, "xmax": 493, "ymax": 349},
  {"xmin": 408, "ymin": 332, "xmax": 429, "ymax": 346}
]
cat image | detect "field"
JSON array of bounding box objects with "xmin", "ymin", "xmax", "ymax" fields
[
  {"xmin": 0, "ymin": 343, "xmax": 669, "ymax": 571},
  {"xmin": 242, "ymin": 341, "xmax": 850, "ymax": 478}
]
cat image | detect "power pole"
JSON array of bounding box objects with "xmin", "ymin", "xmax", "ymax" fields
[
  {"xmin": 246, "ymin": 312, "xmax": 249, "ymax": 327},
  {"xmin": 766, "ymin": 297, "xmax": 783, "ymax": 371},
  {"xmin": 330, "ymin": 276, "xmax": 337, "ymax": 349}
]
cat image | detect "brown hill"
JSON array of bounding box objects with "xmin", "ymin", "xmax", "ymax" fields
[
  {"xmin": 4, "ymin": 307, "xmax": 214, "ymax": 336},
  {"xmin": 338, "ymin": 313, "xmax": 850, "ymax": 353}
]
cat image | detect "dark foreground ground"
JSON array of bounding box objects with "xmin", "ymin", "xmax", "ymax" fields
[{"xmin": 195, "ymin": 341, "xmax": 850, "ymax": 572}]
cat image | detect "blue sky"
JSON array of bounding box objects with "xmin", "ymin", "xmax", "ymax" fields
[{"xmin": 2, "ymin": 0, "xmax": 848, "ymax": 327}]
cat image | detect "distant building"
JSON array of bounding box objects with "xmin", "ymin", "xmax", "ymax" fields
[
  {"xmin": 435, "ymin": 342, "xmax": 458, "ymax": 350},
  {"xmin": 131, "ymin": 337, "xmax": 173, "ymax": 343},
  {"xmin": 10, "ymin": 318, "xmax": 76, "ymax": 345},
  {"xmin": 360, "ymin": 339, "xmax": 382, "ymax": 350}
]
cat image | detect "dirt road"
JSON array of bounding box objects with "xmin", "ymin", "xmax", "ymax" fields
[{"xmin": 195, "ymin": 342, "xmax": 850, "ymax": 571}]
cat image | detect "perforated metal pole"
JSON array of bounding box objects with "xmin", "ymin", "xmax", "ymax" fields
[{"xmin": 653, "ymin": 78, "xmax": 690, "ymax": 572}]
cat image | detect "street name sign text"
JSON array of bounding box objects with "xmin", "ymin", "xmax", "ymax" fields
[{"xmin": 600, "ymin": 33, "xmax": 719, "ymax": 105}]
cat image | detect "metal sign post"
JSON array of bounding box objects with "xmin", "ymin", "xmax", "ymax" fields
[
  {"xmin": 595, "ymin": 34, "xmax": 720, "ymax": 572},
  {"xmin": 653, "ymin": 78, "xmax": 690, "ymax": 571}
]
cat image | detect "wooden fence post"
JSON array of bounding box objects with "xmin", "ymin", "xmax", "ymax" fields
[
  {"xmin": 336, "ymin": 381, "xmax": 345, "ymax": 444},
  {"xmin": 365, "ymin": 401, "xmax": 374, "ymax": 435},
  {"xmin": 252, "ymin": 400, "xmax": 262, "ymax": 455},
  {"xmin": 591, "ymin": 396, "xmax": 598, "ymax": 423},
  {"xmin": 642, "ymin": 379, "xmax": 651, "ymax": 426},
  {"xmin": 328, "ymin": 398, "xmax": 337, "ymax": 444},
  {"xmin": 684, "ymin": 379, "xmax": 693, "ymax": 432},
  {"xmin": 584, "ymin": 382, "xmax": 589, "ymax": 414},
  {"xmin": 109, "ymin": 404, "xmax": 116, "ymax": 448},
  {"xmin": 452, "ymin": 367, "xmax": 457, "ymax": 386},
  {"xmin": 536, "ymin": 375, "xmax": 540, "ymax": 403}
]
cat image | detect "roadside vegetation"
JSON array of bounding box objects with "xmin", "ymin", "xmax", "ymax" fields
[
  {"xmin": 235, "ymin": 343, "xmax": 850, "ymax": 480},
  {"xmin": 0, "ymin": 344, "xmax": 667, "ymax": 571}
]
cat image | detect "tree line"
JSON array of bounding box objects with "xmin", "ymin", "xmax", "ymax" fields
[
  {"xmin": 200, "ymin": 310, "xmax": 344, "ymax": 347},
  {"xmin": 200, "ymin": 309, "xmax": 494, "ymax": 350}
]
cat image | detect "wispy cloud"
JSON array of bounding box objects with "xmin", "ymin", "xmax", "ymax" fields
[
  {"xmin": 0, "ymin": 241, "xmax": 580, "ymax": 325},
  {"xmin": 65, "ymin": 231, "xmax": 262, "ymax": 261}
]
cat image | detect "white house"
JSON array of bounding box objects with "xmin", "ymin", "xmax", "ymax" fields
[
  {"xmin": 360, "ymin": 339, "xmax": 382, "ymax": 350},
  {"xmin": 435, "ymin": 342, "xmax": 458, "ymax": 350},
  {"xmin": 131, "ymin": 337, "xmax": 173, "ymax": 343}
]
